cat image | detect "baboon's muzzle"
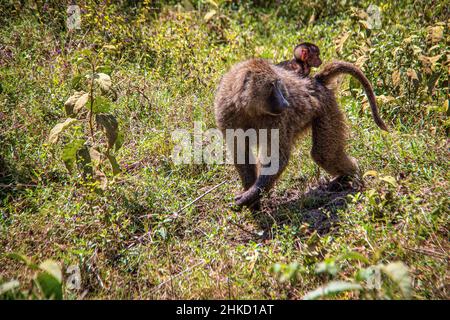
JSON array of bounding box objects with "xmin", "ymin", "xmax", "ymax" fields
[{"xmin": 269, "ymin": 82, "xmax": 290, "ymax": 114}]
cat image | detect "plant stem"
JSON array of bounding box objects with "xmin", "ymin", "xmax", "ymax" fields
[{"xmin": 89, "ymin": 58, "xmax": 95, "ymax": 140}]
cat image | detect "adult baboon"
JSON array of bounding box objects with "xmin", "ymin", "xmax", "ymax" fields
[{"xmin": 214, "ymin": 58, "xmax": 387, "ymax": 209}]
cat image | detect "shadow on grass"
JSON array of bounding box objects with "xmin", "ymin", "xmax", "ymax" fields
[
  {"xmin": 0, "ymin": 155, "xmax": 65, "ymax": 202},
  {"xmin": 254, "ymin": 180, "xmax": 361, "ymax": 237},
  {"xmin": 0, "ymin": 155, "xmax": 24, "ymax": 202}
]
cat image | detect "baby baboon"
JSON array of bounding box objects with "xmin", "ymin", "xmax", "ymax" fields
[
  {"xmin": 276, "ymin": 42, "xmax": 322, "ymax": 77},
  {"xmin": 214, "ymin": 58, "xmax": 387, "ymax": 209}
]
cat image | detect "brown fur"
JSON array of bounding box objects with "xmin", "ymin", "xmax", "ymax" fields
[
  {"xmin": 314, "ymin": 61, "xmax": 388, "ymax": 131},
  {"xmin": 215, "ymin": 58, "xmax": 385, "ymax": 208}
]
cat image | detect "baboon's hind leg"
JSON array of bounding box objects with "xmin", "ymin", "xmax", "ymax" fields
[{"xmin": 310, "ymin": 106, "xmax": 358, "ymax": 182}]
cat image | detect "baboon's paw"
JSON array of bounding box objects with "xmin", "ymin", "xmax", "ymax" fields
[
  {"xmin": 235, "ymin": 188, "xmax": 261, "ymax": 208},
  {"xmin": 327, "ymin": 176, "xmax": 354, "ymax": 191}
]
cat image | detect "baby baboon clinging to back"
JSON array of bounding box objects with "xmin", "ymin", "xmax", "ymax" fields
[
  {"xmin": 214, "ymin": 58, "xmax": 387, "ymax": 209},
  {"xmin": 276, "ymin": 42, "xmax": 322, "ymax": 77}
]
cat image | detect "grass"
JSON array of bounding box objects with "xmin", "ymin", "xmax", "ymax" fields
[{"xmin": 0, "ymin": 1, "xmax": 448, "ymax": 299}]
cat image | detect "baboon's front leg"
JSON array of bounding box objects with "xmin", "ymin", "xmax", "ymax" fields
[
  {"xmin": 234, "ymin": 163, "xmax": 257, "ymax": 191},
  {"xmin": 235, "ymin": 139, "xmax": 291, "ymax": 208},
  {"xmin": 235, "ymin": 158, "xmax": 289, "ymax": 208},
  {"xmin": 230, "ymin": 137, "xmax": 257, "ymax": 191}
]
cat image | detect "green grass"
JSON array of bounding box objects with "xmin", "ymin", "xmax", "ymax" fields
[{"xmin": 0, "ymin": 1, "xmax": 448, "ymax": 299}]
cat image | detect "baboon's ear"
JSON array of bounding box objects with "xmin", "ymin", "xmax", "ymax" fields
[
  {"xmin": 294, "ymin": 46, "xmax": 308, "ymax": 62},
  {"xmin": 234, "ymin": 70, "xmax": 251, "ymax": 95},
  {"xmin": 242, "ymin": 70, "xmax": 252, "ymax": 86},
  {"xmin": 233, "ymin": 70, "xmax": 252, "ymax": 108}
]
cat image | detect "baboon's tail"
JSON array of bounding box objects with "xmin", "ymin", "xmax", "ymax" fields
[{"xmin": 314, "ymin": 61, "xmax": 388, "ymax": 131}]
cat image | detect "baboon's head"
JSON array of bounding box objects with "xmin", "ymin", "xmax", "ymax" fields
[
  {"xmin": 294, "ymin": 42, "xmax": 322, "ymax": 68},
  {"xmin": 239, "ymin": 66, "xmax": 290, "ymax": 116}
]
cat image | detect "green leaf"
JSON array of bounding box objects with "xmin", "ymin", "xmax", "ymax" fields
[
  {"xmin": 158, "ymin": 227, "xmax": 167, "ymax": 240},
  {"xmin": 92, "ymin": 96, "xmax": 111, "ymax": 113},
  {"xmin": 315, "ymin": 260, "xmax": 338, "ymax": 276},
  {"xmin": 94, "ymin": 73, "xmax": 112, "ymax": 91},
  {"xmin": 182, "ymin": 0, "xmax": 194, "ymax": 11},
  {"xmin": 356, "ymin": 267, "xmax": 376, "ymax": 282},
  {"xmin": 338, "ymin": 251, "xmax": 370, "ymax": 264},
  {"xmin": 62, "ymin": 139, "xmax": 85, "ymax": 172},
  {"xmin": 96, "ymin": 65, "xmax": 112, "ymax": 74},
  {"xmin": 363, "ymin": 170, "xmax": 378, "ymax": 178},
  {"xmin": 280, "ymin": 262, "xmax": 299, "ymax": 283},
  {"xmin": 0, "ymin": 280, "xmax": 20, "ymax": 295},
  {"xmin": 101, "ymin": 45, "xmax": 116, "ymax": 51},
  {"xmin": 271, "ymin": 263, "xmax": 282, "ymax": 273},
  {"xmin": 35, "ymin": 271, "xmax": 62, "ymax": 300},
  {"xmin": 205, "ymin": 0, "xmax": 218, "ymax": 7},
  {"xmin": 96, "ymin": 113, "xmax": 118, "ymax": 148},
  {"xmin": 6, "ymin": 253, "xmax": 38, "ymax": 270},
  {"xmin": 105, "ymin": 152, "xmax": 121, "ymax": 175},
  {"xmin": 204, "ymin": 9, "xmax": 217, "ymax": 21},
  {"xmin": 115, "ymin": 130, "xmax": 124, "ymax": 152},
  {"xmin": 70, "ymin": 74, "xmax": 84, "ymax": 90},
  {"xmin": 79, "ymin": 48, "xmax": 93, "ymax": 59},
  {"xmin": 379, "ymin": 175, "xmax": 398, "ymax": 187},
  {"xmin": 303, "ymin": 281, "xmax": 363, "ymax": 300},
  {"xmin": 48, "ymin": 118, "xmax": 79, "ymax": 144},
  {"xmin": 39, "ymin": 260, "xmax": 62, "ymax": 283},
  {"xmin": 76, "ymin": 144, "xmax": 93, "ymax": 178},
  {"xmin": 382, "ymin": 262, "xmax": 412, "ymax": 298}
]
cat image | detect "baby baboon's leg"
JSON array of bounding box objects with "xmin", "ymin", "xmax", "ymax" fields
[{"xmin": 310, "ymin": 106, "xmax": 358, "ymax": 178}]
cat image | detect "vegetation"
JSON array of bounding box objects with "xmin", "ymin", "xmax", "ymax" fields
[{"xmin": 0, "ymin": 0, "xmax": 448, "ymax": 299}]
